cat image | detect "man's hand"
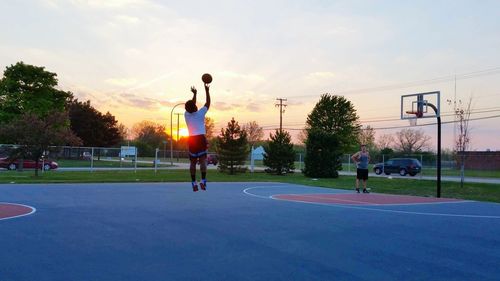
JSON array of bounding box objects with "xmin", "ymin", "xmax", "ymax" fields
[
  {"xmin": 191, "ymin": 86, "xmax": 197, "ymax": 94},
  {"xmin": 204, "ymin": 83, "xmax": 210, "ymax": 91}
]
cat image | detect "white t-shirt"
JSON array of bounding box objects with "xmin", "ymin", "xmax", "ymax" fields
[{"xmin": 184, "ymin": 106, "xmax": 208, "ymax": 136}]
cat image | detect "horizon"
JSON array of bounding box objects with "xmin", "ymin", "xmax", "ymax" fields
[{"xmin": 1, "ymin": 0, "xmax": 499, "ymax": 150}]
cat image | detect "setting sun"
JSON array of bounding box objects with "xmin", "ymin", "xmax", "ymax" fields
[{"xmin": 178, "ymin": 128, "xmax": 189, "ymax": 139}]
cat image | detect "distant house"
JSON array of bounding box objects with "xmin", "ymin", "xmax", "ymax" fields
[
  {"xmin": 456, "ymin": 151, "xmax": 500, "ymax": 170},
  {"xmin": 251, "ymin": 146, "xmax": 266, "ymax": 160}
]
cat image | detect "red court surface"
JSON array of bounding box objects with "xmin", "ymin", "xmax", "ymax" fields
[
  {"xmin": 0, "ymin": 203, "xmax": 35, "ymax": 220},
  {"xmin": 272, "ymin": 193, "xmax": 464, "ymax": 205}
]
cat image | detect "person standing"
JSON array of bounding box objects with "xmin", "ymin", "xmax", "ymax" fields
[
  {"xmin": 351, "ymin": 144, "xmax": 370, "ymax": 193},
  {"xmin": 184, "ymin": 83, "xmax": 210, "ymax": 192}
]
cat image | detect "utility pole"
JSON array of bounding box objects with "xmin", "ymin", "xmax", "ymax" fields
[{"xmin": 275, "ymin": 98, "xmax": 287, "ymax": 131}]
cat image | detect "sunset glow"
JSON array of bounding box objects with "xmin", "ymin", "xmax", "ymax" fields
[{"xmin": 1, "ymin": 1, "xmax": 499, "ymax": 150}]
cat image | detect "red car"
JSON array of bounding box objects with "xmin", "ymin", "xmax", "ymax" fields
[{"xmin": 0, "ymin": 157, "xmax": 58, "ymax": 171}]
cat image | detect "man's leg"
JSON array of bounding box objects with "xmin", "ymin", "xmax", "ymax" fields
[
  {"xmin": 362, "ymin": 170, "xmax": 369, "ymax": 193},
  {"xmin": 199, "ymin": 154, "xmax": 207, "ymax": 190},
  {"xmin": 355, "ymin": 169, "xmax": 360, "ymax": 193},
  {"xmin": 190, "ymin": 157, "xmax": 198, "ymax": 192}
]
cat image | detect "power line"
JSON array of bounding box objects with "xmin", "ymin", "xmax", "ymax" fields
[
  {"xmin": 288, "ymin": 67, "xmax": 500, "ymax": 98},
  {"xmin": 261, "ymin": 114, "xmax": 500, "ymax": 131}
]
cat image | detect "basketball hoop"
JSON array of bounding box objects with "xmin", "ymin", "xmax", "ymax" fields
[{"xmin": 405, "ymin": 110, "xmax": 420, "ymax": 126}]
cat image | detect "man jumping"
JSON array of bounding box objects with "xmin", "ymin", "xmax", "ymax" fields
[{"xmin": 184, "ymin": 83, "xmax": 210, "ymax": 192}]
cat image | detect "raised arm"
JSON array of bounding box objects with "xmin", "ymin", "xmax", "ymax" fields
[
  {"xmin": 204, "ymin": 84, "xmax": 211, "ymax": 109},
  {"xmin": 190, "ymin": 86, "xmax": 197, "ymax": 104}
]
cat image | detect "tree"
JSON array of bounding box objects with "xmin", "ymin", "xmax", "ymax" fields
[
  {"xmin": 263, "ymin": 130, "xmax": 295, "ymax": 175},
  {"xmin": 376, "ymin": 133, "xmax": 394, "ymax": 150},
  {"xmin": 358, "ymin": 125, "xmax": 375, "ymax": 149},
  {"xmin": 68, "ymin": 99, "xmax": 123, "ymax": 147},
  {"xmin": 216, "ymin": 118, "xmax": 249, "ymax": 174},
  {"xmin": 394, "ymin": 128, "xmax": 431, "ymax": 154},
  {"xmin": 0, "ymin": 112, "xmax": 81, "ymax": 176},
  {"xmin": 205, "ymin": 117, "xmax": 216, "ymax": 140},
  {"xmin": 0, "ymin": 62, "xmax": 72, "ymax": 123},
  {"xmin": 451, "ymin": 97, "xmax": 473, "ymax": 187},
  {"xmin": 303, "ymin": 94, "xmax": 360, "ymax": 177},
  {"xmin": 117, "ymin": 123, "xmax": 129, "ymax": 144},
  {"xmin": 303, "ymin": 130, "xmax": 342, "ymax": 177},
  {"xmin": 242, "ymin": 121, "xmax": 264, "ymax": 146},
  {"xmin": 131, "ymin": 121, "xmax": 169, "ymax": 156}
]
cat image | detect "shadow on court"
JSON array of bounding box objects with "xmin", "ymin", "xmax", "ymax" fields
[{"xmin": 1, "ymin": 182, "xmax": 499, "ymax": 281}]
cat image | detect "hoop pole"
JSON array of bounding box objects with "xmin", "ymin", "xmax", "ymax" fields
[{"xmin": 428, "ymin": 103, "xmax": 441, "ymax": 198}]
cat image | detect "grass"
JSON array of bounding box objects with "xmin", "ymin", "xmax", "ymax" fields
[{"xmin": 1, "ymin": 169, "xmax": 499, "ymax": 203}]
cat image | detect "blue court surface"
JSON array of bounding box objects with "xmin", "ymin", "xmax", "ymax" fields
[{"xmin": 1, "ymin": 182, "xmax": 499, "ymax": 281}]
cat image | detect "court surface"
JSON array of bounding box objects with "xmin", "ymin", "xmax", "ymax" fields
[{"xmin": 1, "ymin": 182, "xmax": 499, "ymax": 281}]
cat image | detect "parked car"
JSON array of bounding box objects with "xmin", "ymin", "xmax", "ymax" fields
[
  {"xmin": 373, "ymin": 158, "xmax": 421, "ymax": 176},
  {"xmin": 0, "ymin": 157, "xmax": 58, "ymax": 171},
  {"xmin": 207, "ymin": 154, "xmax": 218, "ymax": 165},
  {"xmin": 197, "ymin": 154, "xmax": 218, "ymax": 166},
  {"xmin": 81, "ymin": 152, "xmax": 92, "ymax": 160}
]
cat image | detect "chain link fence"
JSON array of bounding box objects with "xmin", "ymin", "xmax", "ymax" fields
[{"xmin": 1, "ymin": 144, "xmax": 498, "ymax": 179}]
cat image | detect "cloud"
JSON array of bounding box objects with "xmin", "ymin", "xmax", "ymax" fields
[
  {"xmin": 306, "ymin": 72, "xmax": 336, "ymax": 79},
  {"xmin": 70, "ymin": 0, "xmax": 150, "ymax": 9},
  {"xmin": 106, "ymin": 78, "xmax": 138, "ymax": 87},
  {"xmin": 219, "ymin": 71, "xmax": 266, "ymax": 82},
  {"xmin": 114, "ymin": 14, "xmax": 141, "ymax": 24}
]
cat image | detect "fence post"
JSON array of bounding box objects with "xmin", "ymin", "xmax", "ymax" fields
[
  {"xmin": 134, "ymin": 147, "xmax": 138, "ymax": 173},
  {"xmin": 154, "ymin": 148, "xmax": 159, "ymax": 174},
  {"xmin": 348, "ymin": 154, "xmax": 351, "ymax": 173},
  {"xmin": 420, "ymin": 154, "xmax": 423, "ymax": 180},
  {"xmin": 91, "ymin": 147, "xmax": 94, "ymax": 173},
  {"xmin": 382, "ymin": 154, "xmax": 385, "ymax": 175},
  {"xmin": 299, "ymin": 153, "xmax": 302, "ymax": 171}
]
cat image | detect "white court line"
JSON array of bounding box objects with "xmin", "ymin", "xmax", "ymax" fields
[
  {"xmin": 0, "ymin": 202, "xmax": 37, "ymax": 221},
  {"xmin": 272, "ymin": 194, "xmax": 376, "ymax": 205},
  {"xmin": 243, "ymin": 186, "xmax": 500, "ymax": 219},
  {"xmin": 275, "ymin": 193, "xmax": 472, "ymax": 206}
]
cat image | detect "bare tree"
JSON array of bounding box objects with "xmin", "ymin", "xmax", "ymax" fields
[
  {"xmin": 297, "ymin": 128, "xmax": 308, "ymax": 145},
  {"xmin": 358, "ymin": 125, "xmax": 375, "ymax": 148},
  {"xmin": 451, "ymin": 97, "xmax": 473, "ymax": 187},
  {"xmin": 376, "ymin": 133, "xmax": 394, "ymax": 150},
  {"xmin": 242, "ymin": 121, "xmax": 264, "ymax": 146},
  {"xmin": 394, "ymin": 128, "xmax": 431, "ymax": 154}
]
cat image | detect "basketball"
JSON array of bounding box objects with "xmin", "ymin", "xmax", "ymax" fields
[{"xmin": 202, "ymin": 73, "xmax": 213, "ymax": 84}]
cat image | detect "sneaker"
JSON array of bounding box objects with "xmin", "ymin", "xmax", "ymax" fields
[
  {"xmin": 363, "ymin": 189, "xmax": 370, "ymax": 194},
  {"xmin": 356, "ymin": 188, "xmax": 360, "ymax": 193},
  {"xmin": 192, "ymin": 182, "xmax": 199, "ymax": 192},
  {"xmin": 200, "ymin": 181, "xmax": 206, "ymax": 191}
]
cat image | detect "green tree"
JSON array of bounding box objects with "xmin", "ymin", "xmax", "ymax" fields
[
  {"xmin": 0, "ymin": 62, "xmax": 72, "ymax": 123},
  {"xmin": 216, "ymin": 118, "xmax": 249, "ymax": 174},
  {"xmin": 304, "ymin": 94, "xmax": 360, "ymax": 177},
  {"xmin": 131, "ymin": 121, "xmax": 168, "ymax": 156},
  {"xmin": 0, "ymin": 112, "xmax": 81, "ymax": 176},
  {"xmin": 263, "ymin": 130, "xmax": 295, "ymax": 175},
  {"xmin": 205, "ymin": 117, "xmax": 216, "ymax": 140},
  {"xmin": 68, "ymin": 99, "xmax": 123, "ymax": 147},
  {"xmin": 303, "ymin": 130, "xmax": 342, "ymax": 177}
]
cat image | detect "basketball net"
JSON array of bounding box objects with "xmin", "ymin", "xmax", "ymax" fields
[{"xmin": 405, "ymin": 110, "xmax": 420, "ymax": 126}]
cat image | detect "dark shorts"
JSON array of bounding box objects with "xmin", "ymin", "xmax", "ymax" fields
[
  {"xmin": 357, "ymin": 168, "xmax": 368, "ymax": 180},
  {"xmin": 188, "ymin": 134, "xmax": 208, "ymax": 159}
]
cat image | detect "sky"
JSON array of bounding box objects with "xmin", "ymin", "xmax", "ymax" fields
[{"xmin": 1, "ymin": 0, "xmax": 499, "ymax": 150}]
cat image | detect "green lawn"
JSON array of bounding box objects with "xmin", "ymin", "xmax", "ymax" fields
[{"xmin": 1, "ymin": 169, "xmax": 499, "ymax": 203}]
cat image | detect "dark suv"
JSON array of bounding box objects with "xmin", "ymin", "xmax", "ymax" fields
[{"xmin": 373, "ymin": 158, "xmax": 422, "ymax": 176}]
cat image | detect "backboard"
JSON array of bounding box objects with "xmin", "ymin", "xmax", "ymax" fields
[{"xmin": 401, "ymin": 91, "xmax": 440, "ymax": 120}]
